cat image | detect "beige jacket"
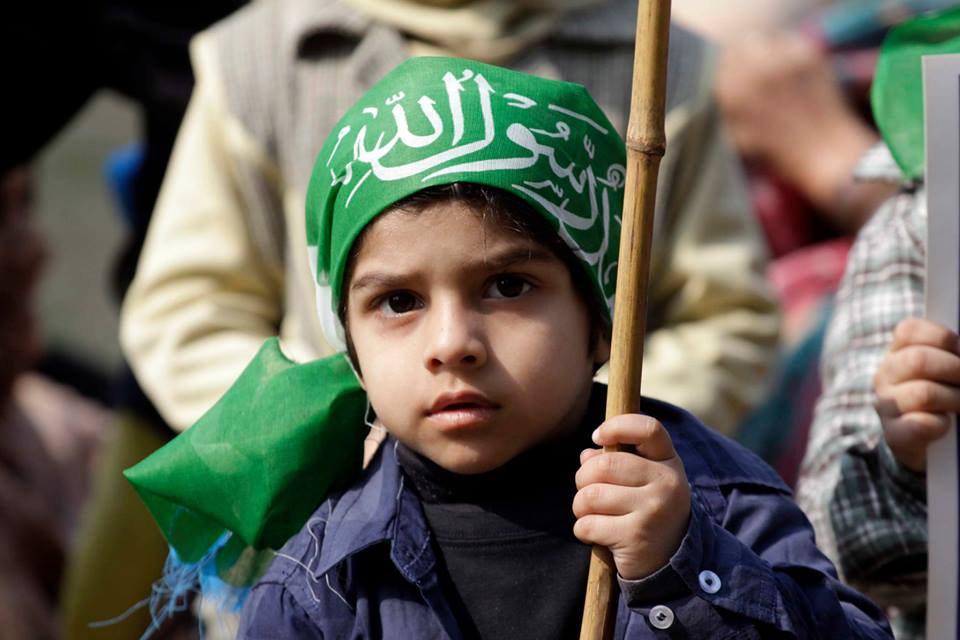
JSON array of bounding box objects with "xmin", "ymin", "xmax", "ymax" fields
[{"xmin": 120, "ymin": 0, "xmax": 779, "ymax": 435}]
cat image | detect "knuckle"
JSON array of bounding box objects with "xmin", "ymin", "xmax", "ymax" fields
[
  {"xmin": 574, "ymin": 467, "xmax": 588, "ymax": 490},
  {"xmin": 896, "ymin": 317, "xmax": 922, "ymax": 339},
  {"xmin": 661, "ymin": 472, "xmax": 683, "ymax": 497},
  {"xmin": 573, "ymin": 517, "xmax": 595, "ymax": 541},
  {"xmin": 584, "ymin": 484, "xmax": 604, "ymax": 506},
  {"xmin": 640, "ymin": 490, "xmax": 668, "ymax": 517},
  {"xmin": 598, "ymin": 454, "xmax": 618, "ymax": 477},
  {"xmin": 914, "ymin": 382, "xmax": 937, "ymax": 409},
  {"xmin": 915, "ymin": 413, "xmax": 949, "ymax": 439},
  {"xmin": 572, "ymin": 491, "xmax": 588, "ymax": 517},
  {"xmin": 905, "ymin": 348, "xmax": 928, "ymax": 375},
  {"xmin": 639, "ymin": 416, "xmax": 661, "ymax": 438},
  {"xmin": 873, "ymin": 366, "xmax": 887, "ymax": 390}
]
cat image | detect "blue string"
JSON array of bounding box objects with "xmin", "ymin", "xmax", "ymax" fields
[{"xmin": 88, "ymin": 531, "xmax": 249, "ymax": 639}]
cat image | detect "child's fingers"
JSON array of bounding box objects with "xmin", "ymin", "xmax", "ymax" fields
[
  {"xmin": 575, "ymin": 451, "xmax": 659, "ymax": 490},
  {"xmin": 876, "ymin": 345, "xmax": 960, "ymax": 387},
  {"xmin": 891, "ymin": 317, "xmax": 960, "ymax": 354},
  {"xmin": 573, "ymin": 512, "xmax": 635, "ymax": 549},
  {"xmin": 875, "ymin": 380, "xmax": 960, "ymax": 417},
  {"xmin": 884, "ymin": 412, "xmax": 953, "ymax": 472},
  {"xmin": 572, "ymin": 482, "xmax": 641, "ymax": 518},
  {"xmin": 886, "ymin": 412, "xmax": 953, "ymax": 446},
  {"xmin": 580, "ymin": 448, "xmax": 602, "ymax": 464},
  {"xmin": 592, "ymin": 414, "xmax": 677, "ymax": 462}
]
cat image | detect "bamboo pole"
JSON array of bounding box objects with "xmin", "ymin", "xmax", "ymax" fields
[{"xmin": 578, "ymin": 1, "xmax": 672, "ymax": 638}]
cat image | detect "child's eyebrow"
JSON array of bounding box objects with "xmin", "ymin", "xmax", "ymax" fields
[
  {"xmin": 481, "ymin": 247, "xmax": 555, "ymax": 271},
  {"xmin": 349, "ymin": 247, "xmax": 557, "ymax": 294},
  {"xmin": 349, "ymin": 272, "xmax": 409, "ymax": 293}
]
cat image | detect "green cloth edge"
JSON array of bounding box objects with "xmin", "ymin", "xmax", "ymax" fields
[
  {"xmin": 871, "ymin": 6, "xmax": 960, "ymax": 180},
  {"xmin": 124, "ymin": 338, "xmax": 367, "ymax": 564}
]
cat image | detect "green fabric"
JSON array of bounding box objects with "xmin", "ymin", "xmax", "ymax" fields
[
  {"xmin": 124, "ymin": 339, "xmax": 366, "ymax": 562},
  {"xmin": 872, "ymin": 6, "xmax": 960, "ymax": 180},
  {"xmin": 307, "ymin": 56, "xmax": 627, "ymax": 316},
  {"xmin": 125, "ymin": 58, "xmax": 627, "ymax": 575}
]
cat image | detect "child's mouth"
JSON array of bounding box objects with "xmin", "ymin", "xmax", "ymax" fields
[{"xmin": 427, "ymin": 394, "xmax": 499, "ymax": 431}]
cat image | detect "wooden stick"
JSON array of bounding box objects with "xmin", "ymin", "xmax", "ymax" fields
[{"xmin": 579, "ymin": 1, "xmax": 672, "ymax": 638}]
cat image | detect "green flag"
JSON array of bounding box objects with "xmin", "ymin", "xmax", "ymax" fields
[
  {"xmin": 872, "ymin": 6, "xmax": 960, "ymax": 180},
  {"xmin": 124, "ymin": 339, "xmax": 366, "ymax": 563}
]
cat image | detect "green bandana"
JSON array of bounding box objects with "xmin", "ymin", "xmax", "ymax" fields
[
  {"xmin": 872, "ymin": 6, "xmax": 960, "ymax": 180},
  {"xmin": 307, "ymin": 56, "xmax": 625, "ymax": 348},
  {"xmin": 125, "ymin": 58, "xmax": 626, "ymax": 581}
]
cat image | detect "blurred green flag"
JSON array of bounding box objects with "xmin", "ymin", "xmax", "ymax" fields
[
  {"xmin": 123, "ymin": 338, "xmax": 366, "ymax": 564},
  {"xmin": 872, "ymin": 6, "xmax": 960, "ymax": 180}
]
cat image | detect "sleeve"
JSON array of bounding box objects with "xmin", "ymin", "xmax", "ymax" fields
[
  {"xmin": 119, "ymin": 34, "xmax": 285, "ymax": 432},
  {"xmin": 239, "ymin": 582, "xmax": 325, "ymax": 639},
  {"xmin": 794, "ymin": 190, "xmax": 927, "ymax": 610},
  {"xmin": 635, "ymin": 96, "xmax": 780, "ymax": 437},
  {"xmin": 617, "ymin": 486, "xmax": 892, "ymax": 639}
]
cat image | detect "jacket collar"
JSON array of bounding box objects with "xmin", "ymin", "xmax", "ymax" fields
[
  {"xmin": 313, "ymin": 438, "xmax": 437, "ymax": 584},
  {"xmin": 310, "ymin": 392, "xmax": 791, "ymax": 583}
]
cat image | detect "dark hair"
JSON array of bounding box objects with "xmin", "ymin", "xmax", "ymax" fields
[{"xmin": 339, "ymin": 183, "xmax": 610, "ymax": 373}]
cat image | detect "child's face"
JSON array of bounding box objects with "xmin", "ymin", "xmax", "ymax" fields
[{"xmin": 345, "ymin": 199, "xmax": 609, "ymax": 474}]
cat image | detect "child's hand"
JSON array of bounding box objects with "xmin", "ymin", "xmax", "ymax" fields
[
  {"xmin": 875, "ymin": 318, "xmax": 960, "ymax": 472},
  {"xmin": 573, "ymin": 414, "xmax": 691, "ymax": 581}
]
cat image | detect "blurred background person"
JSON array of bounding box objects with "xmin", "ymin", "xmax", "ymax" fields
[
  {"xmin": 5, "ymin": 2, "xmax": 244, "ymax": 637},
  {"xmin": 119, "ymin": 0, "xmax": 781, "ymax": 631},
  {"xmin": 672, "ymin": 0, "xmax": 951, "ymax": 485},
  {"xmin": 0, "ymin": 167, "xmax": 107, "ymax": 639},
  {"xmin": 795, "ymin": 8, "xmax": 960, "ymax": 638},
  {"xmin": 121, "ymin": 0, "xmax": 778, "ymax": 444},
  {"xmin": 674, "ymin": 0, "xmax": 826, "ymax": 42}
]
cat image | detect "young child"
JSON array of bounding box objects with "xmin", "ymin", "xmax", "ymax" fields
[{"xmin": 227, "ymin": 57, "xmax": 890, "ymax": 638}]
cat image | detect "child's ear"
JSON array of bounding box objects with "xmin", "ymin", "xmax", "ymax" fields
[{"xmin": 593, "ymin": 335, "xmax": 611, "ymax": 365}]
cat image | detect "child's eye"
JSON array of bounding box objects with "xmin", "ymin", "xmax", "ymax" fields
[
  {"xmin": 485, "ymin": 275, "xmax": 532, "ymax": 299},
  {"xmin": 378, "ymin": 292, "xmax": 422, "ymax": 316}
]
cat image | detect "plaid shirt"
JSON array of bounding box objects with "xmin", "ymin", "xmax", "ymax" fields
[{"xmin": 796, "ymin": 165, "xmax": 927, "ymax": 639}]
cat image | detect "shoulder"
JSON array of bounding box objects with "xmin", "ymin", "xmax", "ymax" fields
[
  {"xmin": 845, "ymin": 188, "xmax": 926, "ymax": 277},
  {"xmin": 643, "ymin": 397, "xmax": 789, "ymax": 494},
  {"xmin": 241, "ymin": 499, "xmax": 345, "ymax": 635},
  {"xmin": 191, "ymin": 0, "xmax": 372, "ymax": 154},
  {"xmin": 825, "ymin": 188, "xmax": 926, "ymax": 366},
  {"xmin": 250, "ymin": 503, "xmax": 334, "ymax": 602}
]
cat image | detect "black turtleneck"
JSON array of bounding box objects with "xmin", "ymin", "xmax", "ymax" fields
[{"xmin": 395, "ymin": 387, "xmax": 605, "ymax": 640}]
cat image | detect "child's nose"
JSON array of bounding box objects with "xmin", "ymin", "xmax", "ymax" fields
[{"xmin": 423, "ymin": 300, "xmax": 487, "ymax": 372}]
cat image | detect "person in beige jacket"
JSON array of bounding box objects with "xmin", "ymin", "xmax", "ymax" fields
[
  {"xmin": 65, "ymin": 0, "xmax": 778, "ymax": 636},
  {"xmin": 121, "ymin": 0, "xmax": 778, "ymax": 438}
]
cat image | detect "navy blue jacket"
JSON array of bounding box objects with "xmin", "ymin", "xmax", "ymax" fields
[{"xmin": 238, "ymin": 398, "xmax": 891, "ymax": 639}]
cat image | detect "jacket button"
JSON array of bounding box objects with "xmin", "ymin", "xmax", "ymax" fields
[
  {"xmin": 698, "ymin": 569, "xmax": 722, "ymax": 594},
  {"xmin": 649, "ymin": 604, "xmax": 675, "ymax": 630}
]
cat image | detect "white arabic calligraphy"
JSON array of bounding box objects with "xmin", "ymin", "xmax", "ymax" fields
[
  {"xmin": 503, "ymin": 92, "xmax": 537, "ymax": 109},
  {"xmin": 443, "ymin": 70, "xmax": 474, "ymax": 145},
  {"xmin": 548, "ymin": 104, "xmax": 609, "ymax": 135},
  {"xmin": 525, "ymin": 180, "xmax": 564, "ymax": 199},
  {"xmin": 354, "ymin": 72, "xmax": 498, "ymax": 181},
  {"xmin": 325, "ymin": 66, "xmax": 623, "ymax": 300},
  {"xmin": 327, "ymin": 126, "xmax": 351, "ymax": 166},
  {"xmin": 530, "ymin": 121, "xmax": 571, "ymax": 141}
]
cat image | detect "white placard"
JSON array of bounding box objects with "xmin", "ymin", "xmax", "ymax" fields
[{"xmin": 924, "ymin": 53, "xmax": 960, "ymax": 640}]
